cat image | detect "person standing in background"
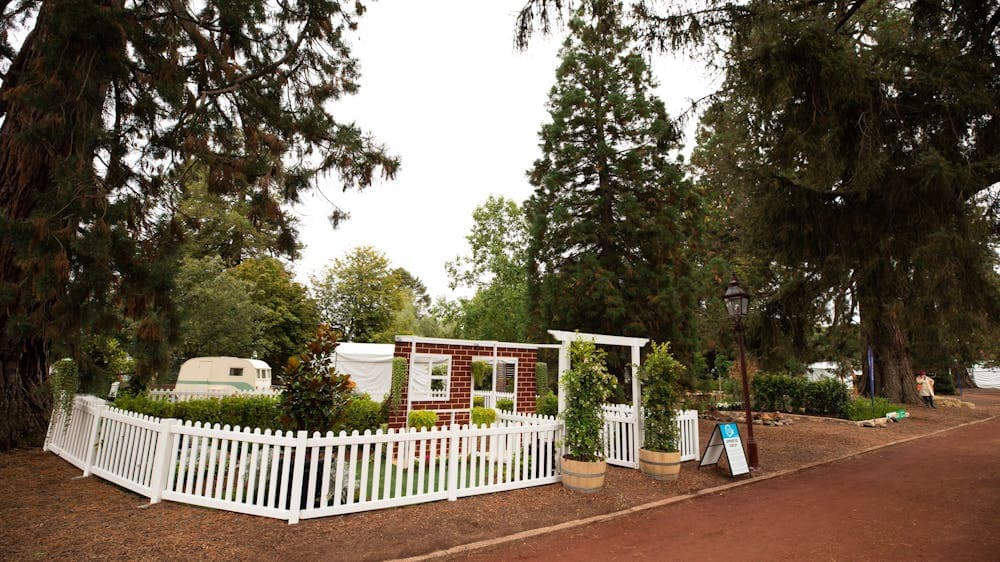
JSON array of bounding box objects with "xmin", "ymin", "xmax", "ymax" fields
[{"xmin": 916, "ymin": 371, "xmax": 936, "ymax": 409}]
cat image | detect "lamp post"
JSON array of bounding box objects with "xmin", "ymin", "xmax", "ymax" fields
[{"xmin": 724, "ymin": 275, "xmax": 759, "ymax": 469}]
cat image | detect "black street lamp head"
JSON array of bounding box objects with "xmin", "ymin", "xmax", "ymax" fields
[{"xmin": 723, "ymin": 276, "xmax": 750, "ymax": 320}]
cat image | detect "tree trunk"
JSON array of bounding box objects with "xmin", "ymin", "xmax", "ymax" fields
[
  {"xmin": 951, "ymin": 362, "xmax": 976, "ymax": 390},
  {"xmin": 857, "ymin": 276, "xmax": 921, "ymax": 404},
  {"xmin": 0, "ymin": 0, "xmax": 121, "ymax": 450}
]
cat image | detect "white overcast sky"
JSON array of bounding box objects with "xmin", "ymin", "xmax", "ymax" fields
[{"xmin": 292, "ymin": 0, "xmax": 715, "ymax": 300}]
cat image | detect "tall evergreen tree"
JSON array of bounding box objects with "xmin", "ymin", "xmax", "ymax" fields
[
  {"xmin": 642, "ymin": 0, "xmax": 1000, "ymax": 401},
  {"xmin": 525, "ymin": 3, "xmax": 701, "ymax": 364},
  {"xmin": 0, "ymin": 1, "xmax": 398, "ymax": 449}
]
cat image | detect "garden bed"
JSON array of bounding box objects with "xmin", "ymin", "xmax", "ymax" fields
[{"xmin": 2, "ymin": 391, "xmax": 996, "ymax": 561}]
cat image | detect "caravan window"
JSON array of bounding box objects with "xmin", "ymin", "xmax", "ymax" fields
[
  {"xmin": 229, "ymin": 367, "xmax": 243, "ymax": 377},
  {"xmin": 410, "ymin": 355, "xmax": 450, "ymax": 401}
]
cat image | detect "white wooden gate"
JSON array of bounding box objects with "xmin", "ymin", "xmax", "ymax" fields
[{"xmin": 602, "ymin": 405, "xmax": 700, "ymax": 468}]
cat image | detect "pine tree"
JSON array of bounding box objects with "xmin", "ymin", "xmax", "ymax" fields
[
  {"xmin": 654, "ymin": 0, "xmax": 1000, "ymax": 401},
  {"xmin": 0, "ymin": 0, "xmax": 398, "ymax": 449},
  {"xmin": 525, "ymin": 2, "xmax": 702, "ymax": 365}
]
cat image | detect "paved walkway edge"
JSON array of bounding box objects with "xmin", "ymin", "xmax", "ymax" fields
[{"xmin": 396, "ymin": 415, "xmax": 997, "ymax": 561}]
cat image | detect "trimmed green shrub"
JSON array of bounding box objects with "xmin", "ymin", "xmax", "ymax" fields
[
  {"xmin": 473, "ymin": 395, "xmax": 485, "ymax": 407},
  {"xmin": 344, "ymin": 395, "xmax": 383, "ymax": 434},
  {"xmin": 470, "ymin": 406, "xmax": 497, "ymax": 427},
  {"xmin": 846, "ymin": 396, "xmax": 906, "ymax": 421},
  {"xmin": 535, "ymin": 362, "xmax": 548, "ymax": 394},
  {"xmin": 496, "ymin": 398, "xmax": 514, "ymax": 412},
  {"xmin": 407, "ymin": 410, "xmax": 438, "ymax": 429},
  {"xmin": 561, "ymin": 339, "xmax": 617, "ymax": 462},
  {"xmin": 805, "ymin": 378, "xmax": 850, "ymax": 416},
  {"xmin": 536, "ymin": 391, "xmax": 558, "ymax": 416},
  {"xmin": 752, "ymin": 373, "xmax": 807, "ymax": 412},
  {"xmin": 112, "ymin": 393, "xmax": 282, "ymax": 429},
  {"xmin": 638, "ymin": 342, "xmax": 683, "ymax": 452}
]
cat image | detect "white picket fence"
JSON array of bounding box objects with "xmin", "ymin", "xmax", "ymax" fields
[
  {"xmin": 45, "ymin": 395, "xmax": 563, "ymax": 524},
  {"xmin": 601, "ymin": 404, "xmax": 700, "ymax": 468},
  {"xmin": 472, "ymin": 390, "xmax": 516, "ymax": 409},
  {"xmin": 148, "ymin": 388, "xmax": 282, "ymax": 402}
]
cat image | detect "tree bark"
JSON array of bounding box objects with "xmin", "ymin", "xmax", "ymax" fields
[
  {"xmin": 0, "ymin": 0, "xmax": 122, "ymax": 450},
  {"xmin": 951, "ymin": 362, "xmax": 976, "ymax": 390},
  {"xmin": 857, "ymin": 274, "xmax": 921, "ymax": 404}
]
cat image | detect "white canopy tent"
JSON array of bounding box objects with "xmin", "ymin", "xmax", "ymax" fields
[
  {"xmin": 333, "ymin": 343, "xmax": 395, "ymax": 400},
  {"xmin": 971, "ymin": 364, "xmax": 1000, "ymax": 389}
]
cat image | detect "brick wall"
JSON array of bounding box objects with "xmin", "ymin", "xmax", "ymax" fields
[{"xmin": 389, "ymin": 341, "xmax": 538, "ymax": 429}]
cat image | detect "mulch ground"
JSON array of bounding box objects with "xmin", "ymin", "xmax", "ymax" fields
[{"xmin": 2, "ymin": 391, "xmax": 996, "ymax": 561}]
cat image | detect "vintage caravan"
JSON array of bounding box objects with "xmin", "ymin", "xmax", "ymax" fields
[{"xmin": 175, "ymin": 357, "xmax": 272, "ymax": 393}]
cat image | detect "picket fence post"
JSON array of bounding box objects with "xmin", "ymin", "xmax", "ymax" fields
[
  {"xmin": 82, "ymin": 401, "xmax": 107, "ymax": 477},
  {"xmin": 148, "ymin": 418, "xmax": 178, "ymax": 503},
  {"xmin": 287, "ymin": 430, "xmax": 308, "ymax": 525},
  {"xmin": 447, "ymin": 425, "xmax": 460, "ymax": 501}
]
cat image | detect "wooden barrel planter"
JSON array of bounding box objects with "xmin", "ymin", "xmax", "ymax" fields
[
  {"xmin": 561, "ymin": 457, "xmax": 607, "ymax": 493},
  {"xmin": 638, "ymin": 449, "xmax": 681, "ymax": 481}
]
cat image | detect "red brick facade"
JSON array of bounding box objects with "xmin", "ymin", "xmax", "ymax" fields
[{"xmin": 389, "ymin": 339, "xmax": 538, "ymax": 429}]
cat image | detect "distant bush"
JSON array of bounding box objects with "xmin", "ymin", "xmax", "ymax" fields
[
  {"xmin": 753, "ymin": 373, "xmax": 849, "ymax": 417},
  {"xmin": 496, "ymin": 398, "xmax": 514, "ymax": 412},
  {"xmin": 473, "ymin": 395, "xmax": 485, "ymax": 407},
  {"xmin": 535, "ymin": 392, "xmax": 558, "ymax": 416},
  {"xmin": 846, "ymin": 397, "xmax": 906, "ymax": 421},
  {"xmin": 932, "ymin": 372, "xmax": 956, "ymax": 395},
  {"xmin": 470, "ymin": 406, "xmax": 497, "ymax": 427},
  {"xmin": 472, "ymin": 361, "xmax": 492, "ymax": 390},
  {"xmin": 407, "ymin": 410, "xmax": 438, "ymax": 429}
]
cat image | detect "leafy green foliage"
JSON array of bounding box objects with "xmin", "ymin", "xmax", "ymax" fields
[
  {"xmin": 344, "ymin": 395, "xmax": 384, "ymax": 434},
  {"xmin": 49, "ymin": 358, "xmax": 80, "ymax": 424},
  {"xmin": 311, "ymin": 247, "xmax": 405, "ymax": 342},
  {"xmin": 638, "ymin": 342, "xmax": 683, "ymax": 452},
  {"xmin": 846, "ymin": 397, "xmax": 906, "ymax": 422},
  {"xmin": 535, "ymin": 391, "xmax": 559, "ymax": 417},
  {"xmin": 470, "ymin": 407, "xmax": 497, "ymax": 427},
  {"xmin": 561, "ymin": 340, "xmax": 617, "ymax": 462},
  {"xmin": 752, "ymin": 373, "xmax": 808, "ymax": 413},
  {"xmin": 113, "ymin": 393, "xmax": 282, "ymax": 430},
  {"xmin": 805, "ymin": 379, "xmax": 851, "ymax": 417},
  {"xmin": 473, "ymin": 396, "xmax": 486, "ymax": 408},
  {"xmin": 525, "ymin": 6, "xmax": 702, "ymax": 362},
  {"xmin": 535, "ymin": 362, "xmax": 549, "ymax": 395},
  {"xmin": 496, "ymin": 398, "xmax": 514, "ymax": 412},
  {"xmin": 407, "ymin": 410, "xmax": 438, "ymax": 430},
  {"xmin": 931, "ymin": 373, "xmax": 956, "ymax": 396},
  {"xmin": 446, "ymin": 196, "xmax": 530, "ymax": 341},
  {"xmin": 471, "ymin": 361, "xmax": 492, "ymax": 390},
  {"xmin": 230, "ymin": 258, "xmax": 320, "ymax": 377},
  {"xmin": 173, "ymin": 256, "xmax": 266, "ymax": 360},
  {"xmin": 388, "ymin": 357, "xmax": 407, "ymax": 412},
  {"xmin": 279, "ymin": 325, "xmax": 354, "ymax": 433}
]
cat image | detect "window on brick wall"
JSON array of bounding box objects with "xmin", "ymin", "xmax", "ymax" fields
[
  {"xmin": 410, "ymin": 354, "xmax": 451, "ymax": 401},
  {"xmin": 471, "ymin": 357, "xmax": 518, "ymax": 410}
]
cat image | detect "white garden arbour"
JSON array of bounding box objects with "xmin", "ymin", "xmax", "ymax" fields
[{"xmin": 549, "ymin": 330, "xmax": 650, "ymax": 467}]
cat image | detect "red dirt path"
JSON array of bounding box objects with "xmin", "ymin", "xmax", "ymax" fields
[{"xmin": 463, "ymin": 393, "xmax": 1000, "ymax": 561}]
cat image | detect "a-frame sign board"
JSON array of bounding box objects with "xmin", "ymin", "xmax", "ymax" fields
[{"xmin": 698, "ymin": 422, "xmax": 751, "ymax": 479}]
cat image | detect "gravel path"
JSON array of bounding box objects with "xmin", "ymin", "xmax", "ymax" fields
[{"xmin": 2, "ymin": 390, "xmax": 995, "ymax": 561}]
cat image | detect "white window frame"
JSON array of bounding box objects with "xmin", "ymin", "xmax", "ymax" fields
[
  {"xmin": 410, "ymin": 354, "xmax": 451, "ymax": 401},
  {"xmin": 471, "ymin": 356, "xmax": 518, "ymax": 410}
]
